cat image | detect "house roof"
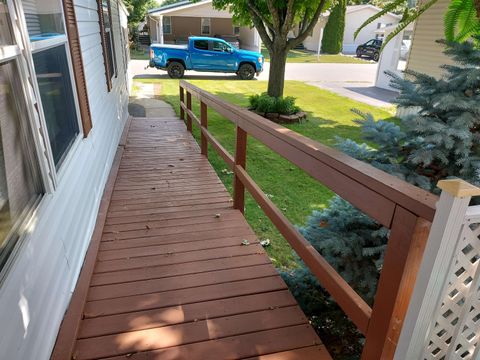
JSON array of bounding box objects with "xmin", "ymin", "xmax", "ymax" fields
[
  {"xmin": 148, "ymin": 0, "xmax": 211, "ymax": 15},
  {"xmin": 346, "ymin": 4, "xmax": 402, "ymax": 19}
]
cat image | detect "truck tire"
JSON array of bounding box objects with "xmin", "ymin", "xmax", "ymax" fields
[
  {"xmin": 373, "ymin": 51, "xmax": 380, "ymax": 62},
  {"xmin": 167, "ymin": 61, "xmax": 185, "ymax": 79},
  {"xmin": 237, "ymin": 63, "xmax": 255, "ymax": 80}
]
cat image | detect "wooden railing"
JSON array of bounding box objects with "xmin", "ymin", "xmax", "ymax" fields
[{"xmin": 179, "ymin": 80, "xmax": 438, "ymax": 359}]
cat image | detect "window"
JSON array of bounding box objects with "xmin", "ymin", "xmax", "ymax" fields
[
  {"xmin": 233, "ymin": 26, "xmax": 240, "ymax": 36},
  {"xmin": 193, "ymin": 39, "xmax": 208, "ymax": 51},
  {"xmin": 201, "ymin": 17, "xmax": 210, "ymax": 35},
  {"xmin": 33, "ymin": 45, "xmax": 79, "ymax": 167},
  {"xmin": 98, "ymin": 0, "xmax": 116, "ymax": 89},
  {"xmin": 162, "ymin": 16, "xmax": 171, "ymax": 34},
  {"xmin": 212, "ymin": 40, "xmax": 230, "ymax": 52},
  {"xmin": 23, "ymin": 0, "xmax": 82, "ymax": 169},
  {"xmin": 0, "ymin": 3, "xmax": 43, "ymax": 276}
]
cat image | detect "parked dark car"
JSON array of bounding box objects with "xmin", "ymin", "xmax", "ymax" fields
[{"xmin": 356, "ymin": 39, "xmax": 382, "ymax": 61}]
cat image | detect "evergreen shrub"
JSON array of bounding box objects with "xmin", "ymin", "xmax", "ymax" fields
[
  {"xmin": 283, "ymin": 39, "xmax": 480, "ymax": 357},
  {"xmin": 249, "ymin": 93, "xmax": 300, "ymax": 115}
]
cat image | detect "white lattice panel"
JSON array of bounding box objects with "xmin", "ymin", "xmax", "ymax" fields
[{"xmin": 424, "ymin": 211, "xmax": 480, "ymax": 360}]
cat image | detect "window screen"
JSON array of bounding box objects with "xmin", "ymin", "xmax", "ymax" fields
[{"xmin": 0, "ymin": 61, "xmax": 43, "ymax": 272}]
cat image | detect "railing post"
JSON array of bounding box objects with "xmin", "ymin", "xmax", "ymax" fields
[
  {"xmin": 394, "ymin": 179, "xmax": 480, "ymax": 360},
  {"xmin": 233, "ymin": 126, "xmax": 247, "ymax": 213},
  {"xmin": 186, "ymin": 91, "xmax": 192, "ymax": 132},
  {"xmin": 179, "ymin": 85, "xmax": 184, "ymax": 121},
  {"xmin": 200, "ymin": 101, "xmax": 208, "ymax": 157},
  {"xmin": 361, "ymin": 205, "xmax": 431, "ymax": 359}
]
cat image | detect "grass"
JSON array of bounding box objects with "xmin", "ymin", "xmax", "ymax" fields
[
  {"xmin": 261, "ymin": 48, "xmax": 371, "ymax": 64},
  {"xmin": 130, "ymin": 48, "xmax": 149, "ymax": 60},
  {"xmin": 134, "ymin": 79, "xmax": 394, "ymax": 268}
]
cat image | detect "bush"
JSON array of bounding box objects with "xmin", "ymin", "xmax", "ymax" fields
[{"xmin": 249, "ymin": 93, "xmax": 300, "ymax": 115}]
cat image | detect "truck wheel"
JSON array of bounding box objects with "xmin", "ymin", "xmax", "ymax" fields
[
  {"xmin": 237, "ymin": 63, "xmax": 255, "ymax": 80},
  {"xmin": 373, "ymin": 52, "xmax": 380, "ymax": 62},
  {"xmin": 356, "ymin": 49, "xmax": 362, "ymax": 58},
  {"xmin": 167, "ymin": 61, "xmax": 185, "ymax": 79}
]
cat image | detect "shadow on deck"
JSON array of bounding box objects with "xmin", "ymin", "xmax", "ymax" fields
[{"xmin": 51, "ymin": 116, "xmax": 331, "ymax": 360}]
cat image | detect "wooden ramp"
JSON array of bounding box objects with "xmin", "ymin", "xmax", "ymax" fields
[{"xmin": 52, "ymin": 117, "xmax": 331, "ymax": 360}]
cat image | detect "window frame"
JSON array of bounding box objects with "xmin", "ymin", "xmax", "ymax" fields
[
  {"xmin": 233, "ymin": 26, "xmax": 240, "ymax": 36},
  {"xmin": 162, "ymin": 15, "xmax": 171, "ymax": 35},
  {"xmin": 0, "ymin": 0, "xmax": 48, "ymax": 283},
  {"xmin": 98, "ymin": 0, "xmax": 117, "ymax": 91},
  {"xmin": 201, "ymin": 17, "xmax": 210, "ymax": 35}
]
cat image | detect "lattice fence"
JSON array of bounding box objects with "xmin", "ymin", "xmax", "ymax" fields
[{"xmin": 424, "ymin": 208, "xmax": 480, "ymax": 359}]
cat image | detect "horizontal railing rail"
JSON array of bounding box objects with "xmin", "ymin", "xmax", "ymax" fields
[{"xmin": 179, "ymin": 80, "xmax": 437, "ymax": 359}]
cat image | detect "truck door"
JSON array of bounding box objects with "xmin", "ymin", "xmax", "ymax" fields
[
  {"xmin": 190, "ymin": 39, "xmax": 212, "ymax": 70},
  {"xmin": 209, "ymin": 40, "xmax": 236, "ymax": 71}
]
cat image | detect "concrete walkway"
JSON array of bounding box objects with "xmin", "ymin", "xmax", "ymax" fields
[{"xmin": 129, "ymin": 82, "xmax": 176, "ymax": 117}]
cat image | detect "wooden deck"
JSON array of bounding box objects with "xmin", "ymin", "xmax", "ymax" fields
[{"xmin": 52, "ymin": 117, "xmax": 331, "ymax": 360}]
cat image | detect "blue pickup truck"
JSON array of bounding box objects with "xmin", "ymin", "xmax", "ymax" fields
[{"xmin": 149, "ymin": 36, "xmax": 264, "ymax": 80}]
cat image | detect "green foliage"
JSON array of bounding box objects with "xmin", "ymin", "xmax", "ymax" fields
[
  {"xmin": 212, "ymin": 0, "xmax": 329, "ymax": 97},
  {"xmin": 285, "ymin": 39, "xmax": 480, "ymax": 352},
  {"xmin": 249, "ymin": 93, "xmax": 300, "ymax": 114},
  {"xmin": 123, "ymin": 0, "xmax": 158, "ymax": 29},
  {"xmin": 322, "ymin": 0, "xmax": 347, "ymax": 54},
  {"xmin": 445, "ymin": 0, "xmax": 480, "ymax": 42}
]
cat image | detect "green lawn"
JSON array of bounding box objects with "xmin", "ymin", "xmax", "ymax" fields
[
  {"xmin": 134, "ymin": 79, "xmax": 394, "ymax": 268},
  {"xmin": 261, "ymin": 48, "xmax": 371, "ymax": 64},
  {"xmin": 130, "ymin": 48, "xmax": 149, "ymax": 60}
]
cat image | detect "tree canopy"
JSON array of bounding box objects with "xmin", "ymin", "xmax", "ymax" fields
[
  {"xmin": 212, "ymin": 0, "xmax": 330, "ymax": 97},
  {"xmin": 123, "ymin": 0, "xmax": 158, "ymax": 28}
]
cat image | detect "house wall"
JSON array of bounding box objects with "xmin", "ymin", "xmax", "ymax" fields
[
  {"xmin": 302, "ymin": 16, "xmax": 328, "ymax": 53},
  {"xmin": 406, "ymin": 0, "xmax": 451, "ymax": 78},
  {"xmin": 343, "ymin": 8, "xmax": 399, "ymax": 53},
  {"xmin": 239, "ymin": 26, "xmax": 260, "ymax": 51},
  {"xmin": 163, "ymin": 16, "xmax": 234, "ymax": 43},
  {"xmin": 0, "ymin": 1, "xmax": 129, "ymax": 360}
]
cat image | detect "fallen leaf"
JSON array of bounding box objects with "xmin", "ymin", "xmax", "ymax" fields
[{"xmin": 241, "ymin": 239, "xmax": 250, "ymax": 246}]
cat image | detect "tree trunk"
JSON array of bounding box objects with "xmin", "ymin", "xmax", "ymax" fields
[
  {"xmin": 267, "ymin": 47, "xmax": 288, "ymax": 98},
  {"xmin": 475, "ymin": 0, "xmax": 480, "ymax": 19}
]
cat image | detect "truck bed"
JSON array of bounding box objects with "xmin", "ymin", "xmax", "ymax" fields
[{"xmin": 150, "ymin": 43, "xmax": 188, "ymax": 50}]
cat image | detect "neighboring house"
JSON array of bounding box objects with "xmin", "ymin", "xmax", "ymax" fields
[
  {"xmin": 375, "ymin": 0, "xmax": 450, "ymax": 94},
  {"xmin": 147, "ymin": 0, "xmax": 261, "ymax": 52},
  {"xmin": 300, "ymin": 5, "xmax": 401, "ymax": 54},
  {"xmin": 0, "ymin": 0, "xmax": 130, "ymax": 358}
]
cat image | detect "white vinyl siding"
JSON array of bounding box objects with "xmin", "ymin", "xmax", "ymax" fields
[
  {"xmin": 0, "ymin": 0, "xmax": 129, "ymax": 359},
  {"xmin": 406, "ymin": 0, "xmax": 451, "ymax": 78}
]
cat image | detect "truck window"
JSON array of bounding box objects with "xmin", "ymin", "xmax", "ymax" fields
[
  {"xmin": 212, "ymin": 41, "xmax": 229, "ymax": 52},
  {"xmin": 194, "ymin": 40, "xmax": 208, "ymax": 51}
]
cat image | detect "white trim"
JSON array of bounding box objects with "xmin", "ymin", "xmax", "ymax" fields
[
  {"xmin": 149, "ymin": 0, "xmax": 212, "ymax": 16},
  {"xmin": 30, "ymin": 35, "xmax": 67, "ymax": 53},
  {"xmin": 0, "ymin": 45, "xmax": 21, "ymax": 62},
  {"xmin": 346, "ymin": 4, "xmax": 402, "ymax": 19}
]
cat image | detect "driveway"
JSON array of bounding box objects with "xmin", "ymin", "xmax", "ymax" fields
[{"xmin": 130, "ymin": 60, "xmax": 397, "ymax": 107}]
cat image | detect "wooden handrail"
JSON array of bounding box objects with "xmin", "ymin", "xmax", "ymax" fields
[{"xmin": 179, "ymin": 80, "xmax": 435, "ymax": 359}]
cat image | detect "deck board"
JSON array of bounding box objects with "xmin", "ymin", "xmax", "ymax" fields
[{"xmin": 52, "ymin": 117, "xmax": 331, "ymax": 360}]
